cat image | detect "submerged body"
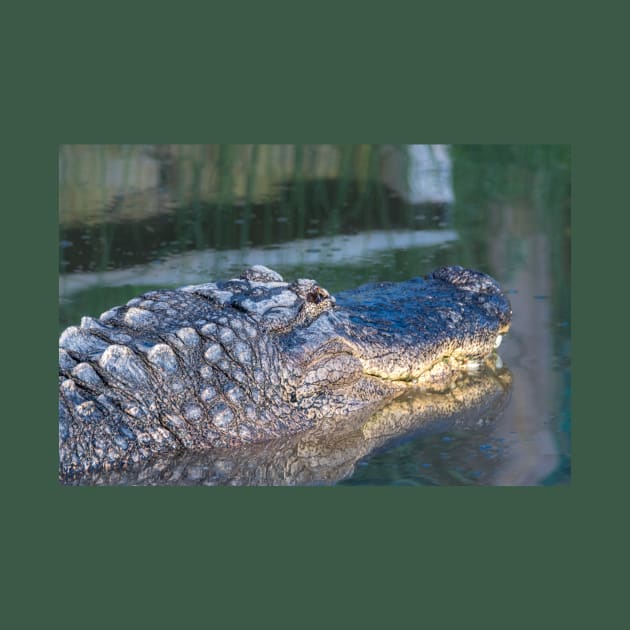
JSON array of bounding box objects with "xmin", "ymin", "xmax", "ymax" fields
[
  {"xmin": 65, "ymin": 366, "xmax": 513, "ymax": 486},
  {"xmin": 59, "ymin": 265, "xmax": 511, "ymax": 479}
]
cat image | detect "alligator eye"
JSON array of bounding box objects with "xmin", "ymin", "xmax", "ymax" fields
[{"xmin": 306, "ymin": 286, "xmax": 329, "ymax": 304}]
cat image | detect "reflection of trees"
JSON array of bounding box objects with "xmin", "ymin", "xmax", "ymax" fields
[{"xmin": 59, "ymin": 144, "xmax": 387, "ymax": 225}]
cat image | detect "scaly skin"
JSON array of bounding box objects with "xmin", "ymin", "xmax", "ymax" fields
[{"xmin": 59, "ymin": 265, "xmax": 511, "ymax": 479}]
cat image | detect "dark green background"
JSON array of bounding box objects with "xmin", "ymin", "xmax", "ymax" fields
[{"xmin": 5, "ymin": 1, "xmax": 618, "ymax": 628}]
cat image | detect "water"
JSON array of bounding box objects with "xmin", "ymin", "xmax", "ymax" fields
[{"xmin": 58, "ymin": 144, "xmax": 571, "ymax": 486}]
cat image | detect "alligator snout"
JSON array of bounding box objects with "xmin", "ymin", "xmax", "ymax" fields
[{"xmin": 430, "ymin": 266, "xmax": 511, "ymax": 334}]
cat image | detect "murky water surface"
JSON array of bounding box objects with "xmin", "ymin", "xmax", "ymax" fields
[{"xmin": 59, "ymin": 144, "xmax": 570, "ymax": 485}]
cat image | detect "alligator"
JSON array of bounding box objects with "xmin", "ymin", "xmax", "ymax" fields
[{"xmin": 59, "ymin": 264, "xmax": 512, "ymax": 483}]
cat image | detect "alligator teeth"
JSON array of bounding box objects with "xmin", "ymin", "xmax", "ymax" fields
[{"xmin": 494, "ymin": 335, "xmax": 503, "ymax": 349}]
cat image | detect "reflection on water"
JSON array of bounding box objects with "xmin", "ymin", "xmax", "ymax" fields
[
  {"xmin": 63, "ymin": 364, "xmax": 513, "ymax": 486},
  {"xmin": 58, "ymin": 144, "xmax": 571, "ymax": 486},
  {"xmin": 59, "ymin": 228, "xmax": 458, "ymax": 300}
]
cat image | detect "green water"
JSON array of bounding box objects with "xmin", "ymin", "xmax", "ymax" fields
[{"xmin": 59, "ymin": 144, "xmax": 570, "ymax": 486}]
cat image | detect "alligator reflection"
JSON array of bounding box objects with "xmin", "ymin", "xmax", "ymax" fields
[{"xmin": 63, "ymin": 362, "xmax": 512, "ymax": 486}]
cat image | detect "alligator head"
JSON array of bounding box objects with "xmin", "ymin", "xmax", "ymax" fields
[
  {"xmin": 280, "ymin": 265, "xmax": 511, "ymax": 417},
  {"xmin": 59, "ymin": 264, "xmax": 511, "ymax": 479}
]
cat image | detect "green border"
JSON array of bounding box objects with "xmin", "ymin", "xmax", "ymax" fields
[{"xmin": 6, "ymin": 1, "xmax": 614, "ymax": 628}]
